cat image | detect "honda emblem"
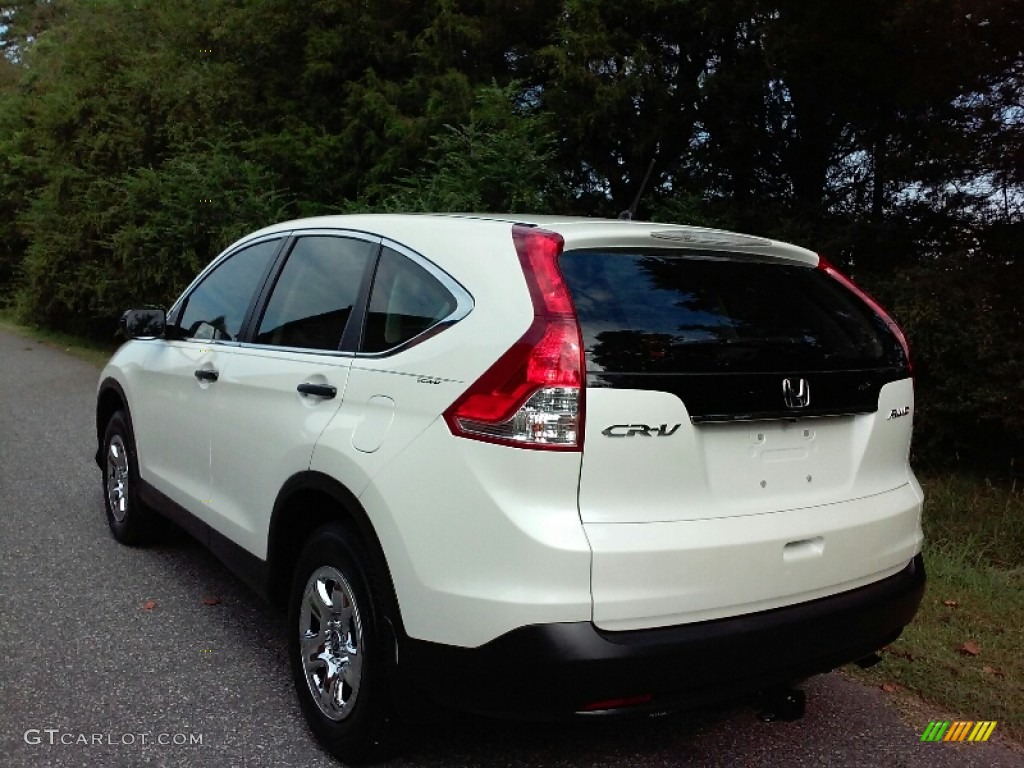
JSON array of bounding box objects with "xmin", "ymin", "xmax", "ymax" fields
[{"xmin": 782, "ymin": 378, "xmax": 811, "ymax": 409}]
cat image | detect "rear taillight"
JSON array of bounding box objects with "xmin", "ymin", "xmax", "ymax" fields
[
  {"xmin": 818, "ymin": 255, "xmax": 912, "ymax": 373},
  {"xmin": 443, "ymin": 226, "xmax": 584, "ymax": 450}
]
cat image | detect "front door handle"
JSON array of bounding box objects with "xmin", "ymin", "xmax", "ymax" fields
[
  {"xmin": 194, "ymin": 368, "xmax": 219, "ymax": 382},
  {"xmin": 297, "ymin": 383, "xmax": 337, "ymax": 399}
]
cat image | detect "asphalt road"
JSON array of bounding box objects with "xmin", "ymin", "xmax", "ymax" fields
[{"xmin": 1, "ymin": 328, "xmax": 1020, "ymax": 768}]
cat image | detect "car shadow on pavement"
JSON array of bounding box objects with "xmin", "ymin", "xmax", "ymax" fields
[
  {"xmin": 394, "ymin": 706, "xmax": 733, "ymax": 766},
  {"xmin": 139, "ymin": 511, "xmax": 748, "ymax": 765}
]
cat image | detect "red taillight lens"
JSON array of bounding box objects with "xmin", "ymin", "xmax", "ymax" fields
[
  {"xmin": 527, "ymin": 319, "xmax": 582, "ymax": 388},
  {"xmin": 443, "ymin": 226, "xmax": 585, "ymax": 450},
  {"xmin": 818, "ymin": 255, "xmax": 912, "ymax": 373},
  {"xmin": 512, "ymin": 226, "xmax": 575, "ymax": 316}
]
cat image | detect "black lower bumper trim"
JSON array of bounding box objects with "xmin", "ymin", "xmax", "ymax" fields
[{"xmin": 399, "ymin": 554, "xmax": 925, "ymax": 719}]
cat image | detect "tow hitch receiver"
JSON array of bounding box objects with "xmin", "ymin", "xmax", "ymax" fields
[{"xmin": 756, "ymin": 687, "xmax": 806, "ymax": 722}]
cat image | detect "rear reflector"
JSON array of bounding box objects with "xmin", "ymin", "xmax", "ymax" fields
[{"xmin": 579, "ymin": 694, "xmax": 654, "ymax": 712}]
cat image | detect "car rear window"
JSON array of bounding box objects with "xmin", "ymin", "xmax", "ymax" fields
[{"xmin": 559, "ymin": 250, "xmax": 908, "ymax": 375}]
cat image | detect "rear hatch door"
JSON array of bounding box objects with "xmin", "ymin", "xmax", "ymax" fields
[{"xmin": 561, "ymin": 246, "xmax": 914, "ymax": 524}]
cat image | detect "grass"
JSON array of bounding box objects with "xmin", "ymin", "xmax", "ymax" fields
[
  {"xmin": 0, "ymin": 308, "xmax": 118, "ymax": 368},
  {"xmin": 848, "ymin": 472, "xmax": 1024, "ymax": 744},
  {"xmin": 1, "ymin": 311, "xmax": 1020, "ymax": 742}
]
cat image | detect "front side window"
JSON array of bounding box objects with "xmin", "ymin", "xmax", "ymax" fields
[
  {"xmin": 255, "ymin": 236, "xmax": 377, "ymax": 351},
  {"xmin": 360, "ymin": 247, "xmax": 457, "ymax": 353},
  {"xmin": 178, "ymin": 239, "xmax": 280, "ymax": 341}
]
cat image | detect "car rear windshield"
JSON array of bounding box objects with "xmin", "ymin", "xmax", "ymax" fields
[{"xmin": 559, "ymin": 249, "xmax": 908, "ymax": 375}]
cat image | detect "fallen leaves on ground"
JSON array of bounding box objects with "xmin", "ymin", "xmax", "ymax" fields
[
  {"xmin": 956, "ymin": 639, "xmax": 981, "ymax": 656},
  {"xmin": 881, "ymin": 682, "xmax": 902, "ymax": 693},
  {"xmin": 142, "ymin": 600, "xmax": 157, "ymax": 610},
  {"xmin": 202, "ymin": 596, "xmax": 221, "ymax": 606},
  {"xmin": 942, "ymin": 599, "xmax": 960, "ymax": 607}
]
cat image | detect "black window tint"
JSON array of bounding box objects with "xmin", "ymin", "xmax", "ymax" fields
[
  {"xmin": 559, "ymin": 250, "xmax": 907, "ymax": 375},
  {"xmin": 361, "ymin": 247, "xmax": 457, "ymax": 353},
  {"xmin": 255, "ymin": 236, "xmax": 376, "ymax": 350},
  {"xmin": 178, "ymin": 240, "xmax": 279, "ymax": 341}
]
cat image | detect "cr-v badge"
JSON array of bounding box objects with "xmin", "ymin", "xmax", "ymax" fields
[
  {"xmin": 782, "ymin": 377, "xmax": 811, "ymax": 408},
  {"xmin": 602, "ymin": 424, "xmax": 681, "ymax": 438}
]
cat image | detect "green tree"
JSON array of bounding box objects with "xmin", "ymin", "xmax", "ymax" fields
[
  {"xmin": 9, "ymin": 0, "xmax": 283, "ymax": 332},
  {"xmin": 372, "ymin": 82, "xmax": 565, "ymax": 212},
  {"xmin": 210, "ymin": 0, "xmax": 557, "ymax": 207},
  {"xmin": 1, "ymin": 0, "xmax": 65, "ymax": 61},
  {"xmin": 539, "ymin": 0, "xmax": 719, "ymax": 216}
]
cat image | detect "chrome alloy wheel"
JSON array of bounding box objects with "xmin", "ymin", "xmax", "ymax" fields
[
  {"xmin": 106, "ymin": 434, "xmax": 130, "ymax": 522},
  {"xmin": 299, "ymin": 566, "xmax": 364, "ymax": 721}
]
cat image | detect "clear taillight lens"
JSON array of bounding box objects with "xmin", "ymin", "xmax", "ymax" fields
[{"xmin": 455, "ymin": 386, "xmax": 579, "ymax": 445}]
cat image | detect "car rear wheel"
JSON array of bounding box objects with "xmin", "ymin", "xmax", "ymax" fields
[
  {"xmin": 102, "ymin": 410, "xmax": 159, "ymax": 545},
  {"xmin": 288, "ymin": 523, "xmax": 399, "ymax": 764}
]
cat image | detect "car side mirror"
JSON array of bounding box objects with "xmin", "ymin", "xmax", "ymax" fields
[{"xmin": 120, "ymin": 308, "xmax": 167, "ymax": 339}]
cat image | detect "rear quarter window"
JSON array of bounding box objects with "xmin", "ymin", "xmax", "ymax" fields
[{"xmin": 360, "ymin": 246, "xmax": 458, "ymax": 354}]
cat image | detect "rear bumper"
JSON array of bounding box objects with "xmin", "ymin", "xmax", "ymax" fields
[
  {"xmin": 399, "ymin": 553, "xmax": 925, "ymax": 719},
  {"xmin": 586, "ymin": 481, "xmax": 924, "ymax": 631}
]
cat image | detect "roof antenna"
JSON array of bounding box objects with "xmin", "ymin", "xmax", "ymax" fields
[{"xmin": 619, "ymin": 156, "xmax": 657, "ymax": 220}]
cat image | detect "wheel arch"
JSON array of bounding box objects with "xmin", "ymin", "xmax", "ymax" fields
[
  {"xmin": 267, "ymin": 472, "xmax": 403, "ymax": 629},
  {"xmin": 96, "ymin": 377, "xmax": 130, "ymax": 468}
]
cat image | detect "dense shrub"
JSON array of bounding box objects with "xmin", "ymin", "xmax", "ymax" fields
[
  {"xmin": 15, "ymin": 148, "xmax": 289, "ymax": 337},
  {"xmin": 862, "ymin": 265, "xmax": 1024, "ymax": 470}
]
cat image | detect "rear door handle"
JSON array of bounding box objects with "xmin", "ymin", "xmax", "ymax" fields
[
  {"xmin": 194, "ymin": 369, "xmax": 219, "ymax": 382},
  {"xmin": 297, "ymin": 383, "xmax": 337, "ymax": 399}
]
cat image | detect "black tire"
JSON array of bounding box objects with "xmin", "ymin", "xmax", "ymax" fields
[
  {"xmin": 288, "ymin": 523, "xmax": 399, "ymax": 764},
  {"xmin": 101, "ymin": 410, "xmax": 159, "ymax": 545}
]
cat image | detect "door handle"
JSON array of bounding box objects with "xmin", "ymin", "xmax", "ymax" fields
[
  {"xmin": 297, "ymin": 383, "xmax": 337, "ymax": 399},
  {"xmin": 194, "ymin": 368, "xmax": 219, "ymax": 382}
]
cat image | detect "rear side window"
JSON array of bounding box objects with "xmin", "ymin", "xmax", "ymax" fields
[
  {"xmin": 360, "ymin": 247, "xmax": 457, "ymax": 353},
  {"xmin": 255, "ymin": 236, "xmax": 376, "ymax": 350},
  {"xmin": 559, "ymin": 250, "xmax": 907, "ymax": 375}
]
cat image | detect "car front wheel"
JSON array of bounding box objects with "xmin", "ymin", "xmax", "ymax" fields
[{"xmin": 102, "ymin": 410, "xmax": 159, "ymax": 545}]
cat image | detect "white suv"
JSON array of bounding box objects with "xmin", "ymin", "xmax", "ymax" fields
[{"xmin": 96, "ymin": 214, "xmax": 925, "ymax": 763}]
